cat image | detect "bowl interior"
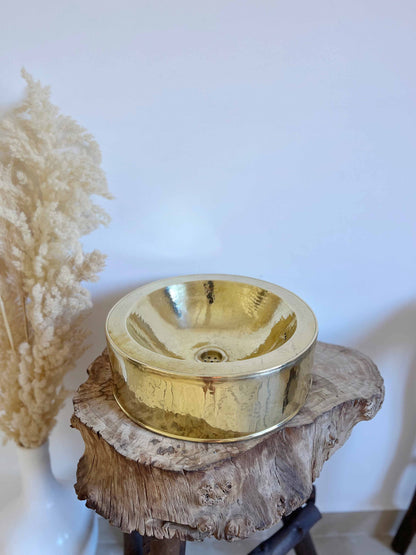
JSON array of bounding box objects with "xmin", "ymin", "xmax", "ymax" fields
[{"xmin": 126, "ymin": 279, "xmax": 297, "ymax": 363}]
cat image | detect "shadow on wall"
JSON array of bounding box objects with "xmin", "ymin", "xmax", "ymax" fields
[{"xmin": 356, "ymin": 301, "xmax": 416, "ymax": 510}]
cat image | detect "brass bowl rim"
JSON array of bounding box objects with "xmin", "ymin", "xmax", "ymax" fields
[{"xmin": 105, "ymin": 274, "xmax": 318, "ymax": 379}]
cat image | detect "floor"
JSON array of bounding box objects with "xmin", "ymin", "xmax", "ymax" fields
[{"xmin": 97, "ymin": 511, "xmax": 416, "ymax": 554}]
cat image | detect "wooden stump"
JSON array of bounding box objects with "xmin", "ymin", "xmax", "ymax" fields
[{"xmin": 71, "ymin": 342, "xmax": 384, "ymax": 542}]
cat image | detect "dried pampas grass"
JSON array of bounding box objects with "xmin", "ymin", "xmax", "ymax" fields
[{"xmin": 0, "ymin": 70, "xmax": 111, "ymax": 447}]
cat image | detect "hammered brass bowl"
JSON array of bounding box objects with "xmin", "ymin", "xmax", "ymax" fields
[{"xmin": 106, "ymin": 275, "xmax": 318, "ymax": 442}]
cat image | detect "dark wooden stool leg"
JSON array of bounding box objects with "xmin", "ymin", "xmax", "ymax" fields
[
  {"xmin": 392, "ymin": 488, "xmax": 416, "ymax": 554},
  {"xmin": 123, "ymin": 532, "xmax": 186, "ymax": 555},
  {"xmin": 249, "ymin": 487, "xmax": 321, "ymax": 555},
  {"xmin": 142, "ymin": 536, "xmax": 186, "ymax": 555},
  {"xmin": 294, "ymin": 531, "xmax": 318, "ymax": 555},
  {"xmin": 124, "ymin": 531, "xmax": 143, "ymax": 555}
]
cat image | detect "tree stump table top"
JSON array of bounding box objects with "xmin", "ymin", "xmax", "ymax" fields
[{"xmin": 71, "ymin": 342, "xmax": 384, "ymax": 542}]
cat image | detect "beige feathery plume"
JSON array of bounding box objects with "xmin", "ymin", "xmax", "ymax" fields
[{"xmin": 0, "ymin": 70, "xmax": 111, "ymax": 447}]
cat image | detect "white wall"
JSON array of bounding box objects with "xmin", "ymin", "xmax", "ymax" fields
[{"xmin": 0, "ymin": 0, "xmax": 415, "ymax": 514}]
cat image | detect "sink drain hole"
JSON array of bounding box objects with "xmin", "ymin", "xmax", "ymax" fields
[{"xmin": 195, "ymin": 347, "xmax": 228, "ymax": 363}]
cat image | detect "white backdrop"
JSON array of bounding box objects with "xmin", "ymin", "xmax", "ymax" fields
[{"xmin": 0, "ymin": 0, "xmax": 415, "ymax": 513}]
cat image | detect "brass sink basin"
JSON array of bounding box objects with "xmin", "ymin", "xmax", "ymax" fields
[{"xmin": 106, "ymin": 275, "xmax": 318, "ymax": 442}]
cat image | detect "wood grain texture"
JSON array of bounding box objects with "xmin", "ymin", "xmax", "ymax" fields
[{"xmin": 72, "ymin": 342, "xmax": 384, "ymax": 541}]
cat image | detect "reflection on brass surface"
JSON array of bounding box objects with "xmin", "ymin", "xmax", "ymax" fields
[{"xmin": 106, "ymin": 275, "xmax": 318, "ymax": 442}]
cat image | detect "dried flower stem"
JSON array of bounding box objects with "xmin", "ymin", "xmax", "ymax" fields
[{"xmin": 0, "ymin": 295, "xmax": 15, "ymax": 353}]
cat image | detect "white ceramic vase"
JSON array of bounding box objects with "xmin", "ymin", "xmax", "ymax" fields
[{"xmin": 0, "ymin": 440, "xmax": 98, "ymax": 555}]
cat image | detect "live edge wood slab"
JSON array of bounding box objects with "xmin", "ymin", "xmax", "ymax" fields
[{"xmin": 71, "ymin": 342, "xmax": 384, "ymax": 542}]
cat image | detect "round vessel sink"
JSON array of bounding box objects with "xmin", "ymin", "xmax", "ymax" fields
[{"xmin": 106, "ymin": 275, "xmax": 318, "ymax": 442}]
